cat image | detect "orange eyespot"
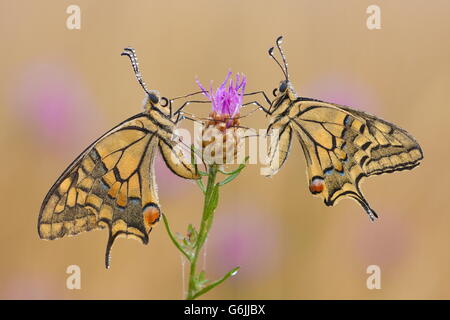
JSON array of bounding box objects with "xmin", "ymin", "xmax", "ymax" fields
[
  {"xmin": 309, "ymin": 177, "xmax": 324, "ymax": 194},
  {"xmin": 143, "ymin": 204, "xmax": 160, "ymax": 230}
]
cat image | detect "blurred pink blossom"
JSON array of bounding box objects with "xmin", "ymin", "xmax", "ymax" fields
[
  {"xmin": 8, "ymin": 61, "xmax": 102, "ymax": 155},
  {"xmin": 208, "ymin": 205, "xmax": 282, "ymax": 281},
  {"xmin": 302, "ymin": 73, "xmax": 380, "ymax": 114}
]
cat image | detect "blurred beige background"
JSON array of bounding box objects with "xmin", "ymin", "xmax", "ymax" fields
[{"xmin": 1, "ymin": 0, "xmax": 449, "ymax": 299}]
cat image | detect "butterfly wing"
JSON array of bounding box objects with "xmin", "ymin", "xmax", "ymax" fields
[
  {"xmin": 279, "ymin": 99, "xmax": 423, "ymax": 220},
  {"xmin": 159, "ymin": 138, "xmax": 199, "ymax": 179},
  {"xmin": 336, "ymin": 104, "xmax": 423, "ymax": 176},
  {"xmin": 38, "ymin": 113, "xmax": 168, "ymax": 267},
  {"xmin": 266, "ymin": 120, "xmax": 293, "ymax": 175}
]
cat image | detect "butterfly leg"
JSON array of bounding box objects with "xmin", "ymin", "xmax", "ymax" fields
[
  {"xmin": 244, "ymin": 91, "xmax": 272, "ymax": 106},
  {"xmin": 168, "ymin": 91, "xmax": 208, "ymax": 117},
  {"xmin": 173, "ymin": 91, "xmax": 272, "ymax": 120},
  {"xmin": 173, "ymin": 100, "xmax": 211, "ymax": 122},
  {"xmin": 243, "ymin": 91, "xmax": 272, "ymax": 114},
  {"xmin": 170, "ymin": 90, "xmax": 206, "ymax": 101},
  {"xmin": 241, "ymin": 100, "xmax": 272, "ymax": 115},
  {"xmin": 179, "ymin": 108, "xmax": 259, "ymax": 124},
  {"xmin": 176, "ymin": 112, "xmax": 203, "ymax": 124}
]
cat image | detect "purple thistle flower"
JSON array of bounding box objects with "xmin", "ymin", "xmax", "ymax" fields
[{"xmin": 196, "ymin": 71, "xmax": 246, "ymax": 118}]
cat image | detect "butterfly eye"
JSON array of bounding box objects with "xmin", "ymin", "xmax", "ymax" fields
[
  {"xmin": 148, "ymin": 93, "xmax": 159, "ymax": 104},
  {"xmin": 272, "ymin": 88, "xmax": 278, "ymax": 97},
  {"xmin": 279, "ymin": 81, "xmax": 288, "ymax": 93},
  {"xmin": 160, "ymin": 97, "xmax": 169, "ymax": 107}
]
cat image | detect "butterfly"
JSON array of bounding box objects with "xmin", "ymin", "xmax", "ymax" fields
[
  {"xmin": 254, "ymin": 36, "xmax": 423, "ymax": 220},
  {"xmin": 38, "ymin": 48, "xmax": 200, "ymax": 268}
]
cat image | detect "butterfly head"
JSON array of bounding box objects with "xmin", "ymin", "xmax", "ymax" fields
[
  {"xmin": 147, "ymin": 91, "xmax": 160, "ymax": 105},
  {"xmin": 273, "ymin": 79, "xmax": 297, "ymax": 100},
  {"xmin": 142, "ymin": 90, "xmax": 170, "ymax": 115},
  {"xmin": 268, "ymin": 36, "xmax": 298, "ymax": 108}
]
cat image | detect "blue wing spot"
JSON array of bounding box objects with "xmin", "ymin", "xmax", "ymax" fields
[
  {"xmin": 344, "ymin": 115, "xmax": 351, "ymax": 126},
  {"xmin": 130, "ymin": 198, "xmax": 140, "ymax": 206}
]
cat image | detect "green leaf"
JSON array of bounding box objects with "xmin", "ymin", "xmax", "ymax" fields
[
  {"xmin": 162, "ymin": 213, "xmax": 192, "ymax": 262},
  {"xmin": 197, "ymin": 270, "xmax": 208, "ymax": 287},
  {"xmin": 217, "ymin": 156, "xmax": 249, "ymax": 176},
  {"xmin": 218, "ymin": 171, "xmax": 241, "ymax": 186},
  {"xmin": 191, "ymin": 266, "xmax": 240, "ymax": 300},
  {"xmin": 217, "ymin": 165, "xmax": 243, "ymax": 176},
  {"xmin": 187, "ymin": 224, "xmax": 195, "ymax": 235},
  {"xmin": 198, "ymin": 270, "xmax": 206, "ymax": 282},
  {"xmin": 187, "ymin": 224, "xmax": 198, "ymax": 244},
  {"xmin": 218, "ymin": 165, "xmax": 246, "ymax": 185},
  {"xmin": 196, "ymin": 179, "xmax": 206, "ymax": 194},
  {"xmin": 208, "ymin": 184, "xmax": 220, "ymax": 213}
]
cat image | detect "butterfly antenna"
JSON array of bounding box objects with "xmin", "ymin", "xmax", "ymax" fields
[
  {"xmin": 275, "ymin": 36, "xmax": 289, "ymax": 80},
  {"xmin": 268, "ymin": 47, "xmax": 288, "ymax": 80},
  {"xmin": 121, "ymin": 47, "xmax": 150, "ymax": 95}
]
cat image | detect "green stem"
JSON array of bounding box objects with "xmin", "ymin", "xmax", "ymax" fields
[{"xmin": 186, "ymin": 164, "xmax": 219, "ymax": 300}]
